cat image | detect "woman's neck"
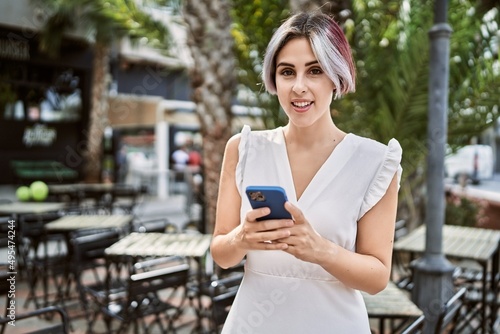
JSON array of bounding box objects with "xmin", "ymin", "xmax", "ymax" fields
[{"xmin": 283, "ymin": 121, "xmax": 345, "ymax": 149}]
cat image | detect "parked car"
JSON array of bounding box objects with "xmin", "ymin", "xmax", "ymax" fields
[{"xmin": 444, "ymin": 144, "xmax": 494, "ymax": 184}]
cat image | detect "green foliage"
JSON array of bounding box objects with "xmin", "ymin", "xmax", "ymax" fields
[
  {"xmin": 231, "ymin": 0, "xmax": 499, "ymax": 225},
  {"xmin": 333, "ymin": 0, "xmax": 499, "ymax": 223},
  {"xmin": 230, "ymin": 0, "xmax": 290, "ymax": 128},
  {"xmin": 447, "ymin": 1, "xmax": 500, "ymax": 147},
  {"xmin": 332, "ymin": 0, "xmax": 434, "ymax": 216},
  {"xmin": 445, "ymin": 191, "xmax": 487, "ymax": 227},
  {"xmin": 30, "ymin": 0, "xmax": 171, "ymax": 57}
]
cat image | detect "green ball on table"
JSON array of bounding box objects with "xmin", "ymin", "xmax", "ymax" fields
[
  {"xmin": 30, "ymin": 181, "xmax": 49, "ymax": 202},
  {"xmin": 16, "ymin": 186, "xmax": 31, "ymax": 202}
]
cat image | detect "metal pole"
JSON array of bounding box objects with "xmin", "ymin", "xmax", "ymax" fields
[
  {"xmin": 156, "ymin": 101, "xmax": 170, "ymax": 199},
  {"xmin": 411, "ymin": 1, "xmax": 455, "ymax": 333}
]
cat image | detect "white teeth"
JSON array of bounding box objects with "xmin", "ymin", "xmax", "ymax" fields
[{"xmin": 293, "ymin": 101, "xmax": 311, "ymax": 108}]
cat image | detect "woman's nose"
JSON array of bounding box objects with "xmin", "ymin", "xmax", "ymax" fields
[{"xmin": 292, "ymin": 75, "xmax": 307, "ymax": 94}]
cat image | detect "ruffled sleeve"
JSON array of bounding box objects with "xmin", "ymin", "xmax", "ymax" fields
[
  {"xmin": 235, "ymin": 125, "xmax": 251, "ymax": 193},
  {"xmin": 358, "ymin": 138, "xmax": 403, "ymax": 219}
]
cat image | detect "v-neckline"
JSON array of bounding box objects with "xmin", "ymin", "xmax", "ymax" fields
[{"xmin": 276, "ymin": 127, "xmax": 352, "ymax": 203}]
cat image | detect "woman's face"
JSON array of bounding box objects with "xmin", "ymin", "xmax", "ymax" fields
[{"xmin": 275, "ymin": 37, "xmax": 335, "ymax": 128}]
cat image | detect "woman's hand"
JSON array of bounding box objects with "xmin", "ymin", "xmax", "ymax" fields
[
  {"xmin": 280, "ymin": 202, "xmax": 333, "ymax": 264},
  {"xmin": 236, "ymin": 206, "xmax": 294, "ymax": 251}
]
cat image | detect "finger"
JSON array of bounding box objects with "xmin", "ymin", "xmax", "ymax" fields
[
  {"xmin": 284, "ymin": 202, "xmax": 305, "ymax": 224},
  {"xmin": 259, "ymin": 218, "xmax": 294, "ymax": 231},
  {"xmin": 255, "ymin": 242, "xmax": 289, "ymax": 251},
  {"xmin": 246, "ymin": 207, "xmax": 271, "ymax": 222},
  {"xmin": 255, "ymin": 228, "xmax": 291, "ymax": 243}
]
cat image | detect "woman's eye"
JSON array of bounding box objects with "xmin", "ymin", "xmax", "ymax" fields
[
  {"xmin": 280, "ymin": 69, "xmax": 294, "ymax": 76},
  {"xmin": 310, "ymin": 68, "xmax": 323, "ymax": 75}
]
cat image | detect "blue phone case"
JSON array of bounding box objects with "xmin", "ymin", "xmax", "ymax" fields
[{"xmin": 245, "ymin": 186, "xmax": 292, "ymax": 221}]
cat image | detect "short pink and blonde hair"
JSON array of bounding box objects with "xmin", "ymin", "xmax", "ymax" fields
[{"xmin": 262, "ymin": 12, "xmax": 356, "ymax": 99}]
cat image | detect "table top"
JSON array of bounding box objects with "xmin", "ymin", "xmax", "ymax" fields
[
  {"xmin": 105, "ymin": 232, "xmax": 212, "ymax": 258},
  {"xmin": 48, "ymin": 183, "xmax": 140, "ymax": 193},
  {"xmin": 44, "ymin": 214, "xmax": 133, "ymax": 232},
  {"xmin": 0, "ymin": 202, "xmax": 66, "ymax": 215},
  {"xmin": 362, "ymin": 281, "xmax": 423, "ymax": 318},
  {"xmin": 394, "ymin": 224, "xmax": 500, "ymax": 262}
]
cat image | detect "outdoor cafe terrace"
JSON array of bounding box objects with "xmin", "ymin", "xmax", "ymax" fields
[{"xmin": 0, "ymin": 183, "xmax": 499, "ymax": 333}]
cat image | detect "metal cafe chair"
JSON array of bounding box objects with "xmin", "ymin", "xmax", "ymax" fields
[
  {"xmin": 20, "ymin": 212, "xmax": 69, "ymax": 309},
  {"xmin": 69, "ymin": 228, "xmax": 124, "ymax": 333},
  {"xmin": 0, "ymin": 263, "xmax": 70, "ymax": 334},
  {"xmin": 131, "ymin": 217, "xmax": 171, "ymax": 234},
  {"xmin": 110, "ymin": 184, "xmax": 144, "ymax": 214},
  {"xmin": 0, "ymin": 305, "xmax": 70, "ymax": 334},
  {"xmin": 187, "ymin": 257, "xmax": 244, "ymax": 333},
  {"xmin": 102, "ymin": 262, "xmax": 190, "ymax": 333},
  {"xmin": 206, "ymin": 274, "xmax": 243, "ymax": 333},
  {"xmin": 400, "ymin": 314, "xmax": 425, "ymax": 334},
  {"xmin": 435, "ymin": 287, "xmax": 467, "ymax": 334},
  {"xmin": 391, "ymin": 219, "xmax": 415, "ymax": 292}
]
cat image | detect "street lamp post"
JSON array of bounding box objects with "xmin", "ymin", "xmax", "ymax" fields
[{"xmin": 411, "ymin": 1, "xmax": 455, "ymax": 333}]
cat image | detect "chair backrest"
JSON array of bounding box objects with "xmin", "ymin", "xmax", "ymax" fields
[
  {"xmin": 0, "ymin": 305, "xmax": 69, "ymax": 334},
  {"xmin": 211, "ymin": 288, "xmax": 238, "ymax": 329},
  {"xmin": 18, "ymin": 212, "xmax": 64, "ymax": 263},
  {"xmin": 435, "ymin": 287, "xmax": 467, "ymax": 334},
  {"xmin": 70, "ymin": 229, "xmax": 121, "ymax": 274},
  {"xmin": 132, "ymin": 218, "xmax": 170, "ymax": 233},
  {"xmin": 401, "ymin": 314, "xmax": 425, "ymax": 334},
  {"xmin": 71, "ymin": 229, "xmax": 120, "ymax": 259},
  {"xmin": 21, "ymin": 212, "xmax": 61, "ymax": 238},
  {"xmin": 394, "ymin": 219, "xmax": 408, "ymax": 241},
  {"xmin": 128, "ymin": 262, "xmax": 190, "ymax": 298},
  {"xmin": 209, "ymin": 273, "xmax": 243, "ymax": 331},
  {"xmin": 133, "ymin": 256, "xmax": 186, "ymax": 273}
]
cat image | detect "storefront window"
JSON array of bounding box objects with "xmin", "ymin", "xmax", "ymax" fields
[{"xmin": 0, "ymin": 61, "xmax": 82, "ymax": 123}]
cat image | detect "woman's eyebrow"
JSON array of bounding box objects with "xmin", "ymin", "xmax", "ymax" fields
[
  {"xmin": 276, "ymin": 62, "xmax": 294, "ymax": 68},
  {"xmin": 276, "ymin": 60, "xmax": 319, "ymax": 68}
]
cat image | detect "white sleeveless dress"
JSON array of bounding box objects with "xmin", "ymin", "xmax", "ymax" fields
[{"xmin": 221, "ymin": 125, "xmax": 403, "ymax": 334}]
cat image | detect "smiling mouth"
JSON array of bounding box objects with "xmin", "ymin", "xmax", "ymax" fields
[{"xmin": 292, "ymin": 101, "xmax": 312, "ymax": 108}]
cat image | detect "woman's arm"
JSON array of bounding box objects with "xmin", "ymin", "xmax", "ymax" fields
[
  {"xmin": 283, "ymin": 174, "xmax": 399, "ymax": 294},
  {"xmin": 210, "ymin": 135, "xmax": 248, "ymax": 268},
  {"xmin": 211, "ymin": 135, "xmax": 294, "ymax": 269}
]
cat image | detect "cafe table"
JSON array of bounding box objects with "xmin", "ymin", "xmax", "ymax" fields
[
  {"xmin": 0, "ymin": 201, "xmax": 67, "ymax": 275},
  {"xmin": 394, "ymin": 224, "xmax": 500, "ymax": 333},
  {"xmin": 44, "ymin": 214, "xmax": 133, "ymax": 234},
  {"xmin": 0, "ymin": 202, "xmax": 66, "ymax": 216},
  {"xmin": 105, "ymin": 232, "xmax": 212, "ymax": 327},
  {"xmin": 361, "ymin": 281, "xmax": 423, "ymax": 333},
  {"xmin": 105, "ymin": 232, "xmax": 212, "ymax": 259}
]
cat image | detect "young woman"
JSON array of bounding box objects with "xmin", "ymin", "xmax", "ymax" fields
[{"xmin": 211, "ymin": 11, "xmax": 402, "ymax": 333}]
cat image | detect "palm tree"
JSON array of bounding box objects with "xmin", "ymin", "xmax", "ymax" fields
[
  {"xmin": 182, "ymin": 0, "xmax": 237, "ymax": 232},
  {"xmin": 31, "ymin": 0, "xmax": 170, "ymax": 182}
]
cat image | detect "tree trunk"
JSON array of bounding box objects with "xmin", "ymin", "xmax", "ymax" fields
[
  {"xmin": 83, "ymin": 43, "xmax": 111, "ymax": 183},
  {"xmin": 183, "ymin": 0, "xmax": 236, "ymax": 233}
]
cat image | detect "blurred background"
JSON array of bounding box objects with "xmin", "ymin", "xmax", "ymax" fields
[{"xmin": 0, "ymin": 0, "xmax": 499, "ymax": 233}]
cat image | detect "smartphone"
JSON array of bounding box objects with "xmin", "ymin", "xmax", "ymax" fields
[{"xmin": 245, "ymin": 186, "xmax": 292, "ymax": 221}]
